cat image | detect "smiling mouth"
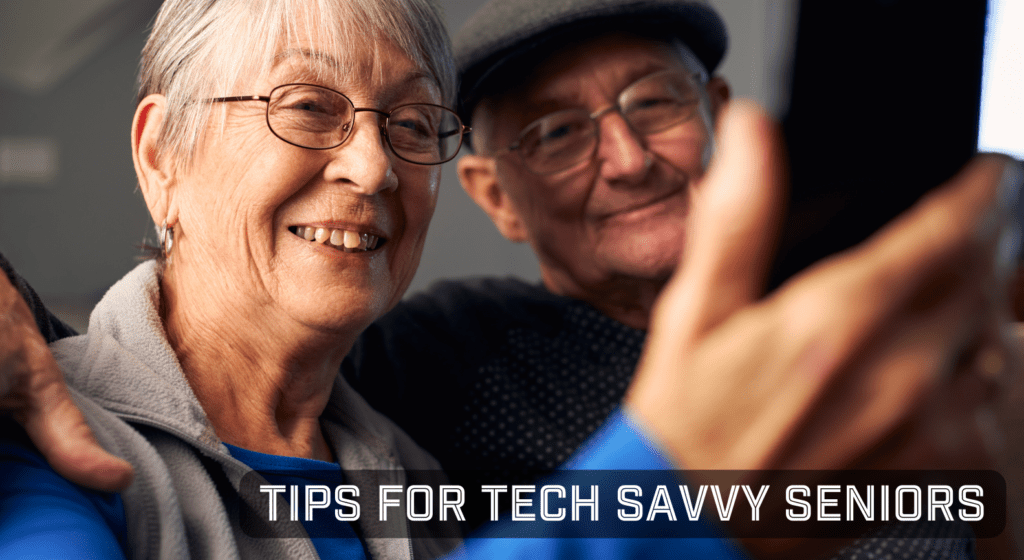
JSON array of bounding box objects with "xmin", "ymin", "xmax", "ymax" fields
[
  {"xmin": 288, "ymin": 226, "xmax": 385, "ymax": 253},
  {"xmin": 600, "ymin": 187, "xmax": 686, "ymax": 222}
]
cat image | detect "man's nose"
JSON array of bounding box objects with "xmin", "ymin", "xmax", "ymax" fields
[
  {"xmin": 594, "ymin": 111, "xmax": 652, "ymax": 184},
  {"xmin": 322, "ymin": 113, "xmax": 399, "ymax": 195}
]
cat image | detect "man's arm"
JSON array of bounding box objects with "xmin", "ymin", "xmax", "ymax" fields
[
  {"xmin": 0, "ymin": 254, "xmax": 78, "ymax": 343},
  {"xmin": 627, "ymin": 101, "xmax": 1022, "ymax": 558},
  {"xmin": 0, "ymin": 254, "xmax": 132, "ymax": 492}
]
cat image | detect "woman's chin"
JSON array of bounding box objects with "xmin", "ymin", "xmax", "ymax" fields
[
  {"xmin": 272, "ymin": 266, "xmax": 394, "ymax": 336},
  {"xmin": 281, "ymin": 278, "xmax": 392, "ymax": 333},
  {"xmin": 276, "ymin": 226, "xmax": 414, "ymax": 325}
]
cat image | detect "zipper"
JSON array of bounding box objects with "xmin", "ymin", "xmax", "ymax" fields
[{"xmin": 114, "ymin": 412, "xmax": 323, "ymax": 559}]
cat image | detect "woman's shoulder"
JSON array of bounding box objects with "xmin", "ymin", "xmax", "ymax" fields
[{"xmin": 0, "ymin": 418, "xmax": 128, "ymax": 559}]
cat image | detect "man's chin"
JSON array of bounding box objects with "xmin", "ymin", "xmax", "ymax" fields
[{"xmin": 598, "ymin": 236, "xmax": 683, "ymax": 283}]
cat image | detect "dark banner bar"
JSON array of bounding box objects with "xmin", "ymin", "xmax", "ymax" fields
[{"xmin": 237, "ymin": 469, "xmax": 1006, "ymax": 539}]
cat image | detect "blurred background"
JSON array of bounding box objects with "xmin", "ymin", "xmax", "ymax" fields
[{"xmin": 0, "ymin": 0, "xmax": 1020, "ymax": 332}]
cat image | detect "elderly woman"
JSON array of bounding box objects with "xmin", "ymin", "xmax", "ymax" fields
[{"xmin": 3, "ymin": 0, "xmax": 464, "ymax": 557}]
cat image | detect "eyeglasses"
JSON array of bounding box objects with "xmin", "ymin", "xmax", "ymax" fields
[
  {"xmin": 496, "ymin": 70, "xmax": 705, "ymax": 175},
  {"xmin": 208, "ymin": 83, "xmax": 469, "ymax": 165}
]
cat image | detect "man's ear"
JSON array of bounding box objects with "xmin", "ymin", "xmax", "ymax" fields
[
  {"xmin": 705, "ymin": 76, "xmax": 731, "ymax": 118},
  {"xmin": 457, "ymin": 154, "xmax": 529, "ymax": 243},
  {"xmin": 132, "ymin": 94, "xmax": 176, "ymax": 226}
]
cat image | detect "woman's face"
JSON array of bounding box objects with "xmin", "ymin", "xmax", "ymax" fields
[{"xmin": 166, "ymin": 33, "xmax": 441, "ymax": 336}]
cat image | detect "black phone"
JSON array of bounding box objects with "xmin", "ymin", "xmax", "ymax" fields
[{"xmin": 768, "ymin": 0, "xmax": 989, "ymax": 288}]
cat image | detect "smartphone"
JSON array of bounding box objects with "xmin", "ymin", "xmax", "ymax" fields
[{"xmin": 767, "ymin": 0, "xmax": 989, "ymax": 288}]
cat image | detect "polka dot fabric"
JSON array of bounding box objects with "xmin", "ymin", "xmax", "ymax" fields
[
  {"xmin": 348, "ymin": 278, "xmax": 982, "ymax": 557},
  {"xmin": 450, "ymin": 301, "xmax": 644, "ymax": 472},
  {"xmin": 833, "ymin": 521, "xmax": 975, "ymax": 559}
]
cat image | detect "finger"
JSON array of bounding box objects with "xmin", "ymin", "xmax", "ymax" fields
[
  {"xmin": 761, "ymin": 155, "xmax": 1018, "ymax": 399},
  {"xmin": 0, "ymin": 276, "xmax": 135, "ymax": 492},
  {"xmin": 656, "ymin": 100, "xmax": 787, "ymax": 342},
  {"xmin": 775, "ymin": 254, "xmax": 990, "ymax": 470},
  {"xmin": 833, "ymin": 155, "xmax": 1017, "ymax": 324},
  {"xmin": 18, "ymin": 344, "xmax": 134, "ymax": 492},
  {"xmin": 726, "ymin": 159, "xmax": 1017, "ymax": 469}
]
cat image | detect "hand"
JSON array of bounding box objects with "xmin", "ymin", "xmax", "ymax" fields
[
  {"xmin": 0, "ymin": 270, "xmax": 133, "ymax": 492},
  {"xmin": 626, "ymin": 100, "xmax": 1021, "ymax": 558}
]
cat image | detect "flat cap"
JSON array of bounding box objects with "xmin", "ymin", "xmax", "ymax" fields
[{"xmin": 454, "ymin": 0, "xmax": 727, "ymax": 124}]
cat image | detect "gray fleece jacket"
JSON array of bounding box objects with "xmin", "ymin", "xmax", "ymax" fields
[{"xmin": 50, "ymin": 261, "xmax": 459, "ymax": 560}]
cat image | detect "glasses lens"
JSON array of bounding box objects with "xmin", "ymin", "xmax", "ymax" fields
[
  {"xmin": 517, "ymin": 110, "xmax": 597, "ymax": 174},
  {"xmin": 387, "ymin": 104, "xmax": 464, "ymax": 164},
  {"xmin": 620, "ymin": 70, "xmax": 700, "ymax": 135},
  {"xmin": 267, "ymin": 85, "xmax": 353, "ymax": 149}
]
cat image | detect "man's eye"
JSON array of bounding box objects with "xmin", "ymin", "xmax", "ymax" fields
[
  {"xmin": 536, "ymin": 120, "xmax": 588, "ymax": 144},
  {"xmin": 541, "ymin": 125, "xmax": 574, "ymax": 141},
  {"xmin": 628, "ymin": 96, "xmax": 677, "ymax": 112}
]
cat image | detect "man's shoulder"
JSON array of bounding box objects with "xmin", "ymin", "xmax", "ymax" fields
[
  {"xmin": 384, "ymin": 276, "xmax": 569, "ymax": 334},
  {"xmin": 345, "ymin": 276, "xmax": 570, "ymax": 390},
  {"xmin": 0, "ymin": 251, "xmax": 78, "ymax": 342}
]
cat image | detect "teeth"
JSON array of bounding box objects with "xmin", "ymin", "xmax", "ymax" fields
[
  {"xmin": 343, "ymin": 230, "xmax": 360, "ymax": 249},
  {"xmin": 293, "ymin": 226, "xmax": 382, "ymax": 253}
]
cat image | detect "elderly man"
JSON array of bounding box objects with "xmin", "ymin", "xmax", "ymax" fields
[
  {"xmin": 346, "ymin": 2, "xmax": 1021, "ymax": 556},
  {"xmin": 345, "ymin": 0, "xmax": 1014, "ymax": 481},
  {"xmin": 1, "ymin": 0, "xmax": 1019, "ymax": 556}
]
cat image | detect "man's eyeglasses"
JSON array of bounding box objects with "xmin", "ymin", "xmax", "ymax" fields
[
  {"xmin": 208, "ymin": 83, "xmax": 469, "ymax": 165},
  {"xmin": 495, "ymin": 69, "xmax": 705, "ymax": 175}
]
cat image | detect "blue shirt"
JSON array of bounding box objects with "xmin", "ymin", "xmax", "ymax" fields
[{"xmin": 223, "ymin": 444, "xmax": 369, "ymax": 560}]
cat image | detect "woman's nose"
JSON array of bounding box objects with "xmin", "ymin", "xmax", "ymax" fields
[
  {"xmin": 323, "ymin": 113, "xmax": 399, "ymax": 194},
  {"xmin": 595, "ymin": 111, "xmax": 653, "ymax": 185}
]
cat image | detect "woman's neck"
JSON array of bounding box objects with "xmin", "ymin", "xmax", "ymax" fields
[{"xmin": 161, "ymin": 264, "xmax": 355, "ymax": 462}]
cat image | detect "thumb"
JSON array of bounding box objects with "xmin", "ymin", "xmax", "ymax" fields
[
  {"xmin": 654, "ymin": 100, "xmax": 787, "ymax": 341},
  {"xmin": 19, "ymin": 344, "xmax": 134, "ymax": 492}
]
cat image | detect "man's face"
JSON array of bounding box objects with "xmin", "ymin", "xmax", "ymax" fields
[{"xmin": 464, "ymin": 33, "xmax": 728, "ymax": 301}]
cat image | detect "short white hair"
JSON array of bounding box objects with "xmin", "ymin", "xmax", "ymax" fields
[{"xmin": 138, "ymin": 0, "xmax": 454, "ymax": 170}]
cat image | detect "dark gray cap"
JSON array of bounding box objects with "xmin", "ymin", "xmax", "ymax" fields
[{"xmin": 454, "ymin": 0, "xmax": 727, "ymax": 125}]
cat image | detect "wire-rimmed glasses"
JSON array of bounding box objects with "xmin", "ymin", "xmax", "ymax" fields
[
  {"xmin": 495, "ymin": 69, "xmax": 705, "ymax": 175},
  {"xmin": 208, "ymin": 83, "xmax": 469, "ymax": 165}
]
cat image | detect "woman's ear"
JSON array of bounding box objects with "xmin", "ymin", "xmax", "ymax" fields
[
  {"xmin": 457, "ymin": 154, "xmax": 530, "ymax": 243},
  {"xmin": 132, "ymin": 94, "xmax": 176, "ymax": 225}
]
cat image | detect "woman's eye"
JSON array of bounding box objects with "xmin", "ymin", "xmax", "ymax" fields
[
  {"xmin": 392, "ymin": 119, "xmax": 428, "ymax": 134},
  {"xmin": 288, "ymin": 99, "xmax": 334, "ymax": 114},
  {"xmin": 390, "ymin": 108, "xmax": 441, "ymax": 138}
]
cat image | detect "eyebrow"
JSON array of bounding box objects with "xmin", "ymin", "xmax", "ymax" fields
[
  {"xmin": 537, "ymin": 60, "xmax": 672, "ymax": 108},
  {"xmin": 272, "ymin": 48, "xmax": 437, "ymax": 97},
  {"xmin": 274, "ymin": 48, "xmax": 341, "ymax": 70}
]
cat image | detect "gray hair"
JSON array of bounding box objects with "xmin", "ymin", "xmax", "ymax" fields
[{"xmin": 138, "ymin": 0, "xmax": 455, "ymax": 170}]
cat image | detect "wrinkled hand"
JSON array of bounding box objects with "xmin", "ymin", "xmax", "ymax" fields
[
  {"xmin": 0, "ymin": 272, "xmax": 133, "ymax": 492},
  {"xmin": 626, "ymin": 100, "xmax": 1021, "ymax": 558}
]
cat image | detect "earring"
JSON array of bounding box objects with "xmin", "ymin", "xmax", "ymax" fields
[{"xmin": 161, "ymin": 220, "xmax": 175, "ymax": 260}]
